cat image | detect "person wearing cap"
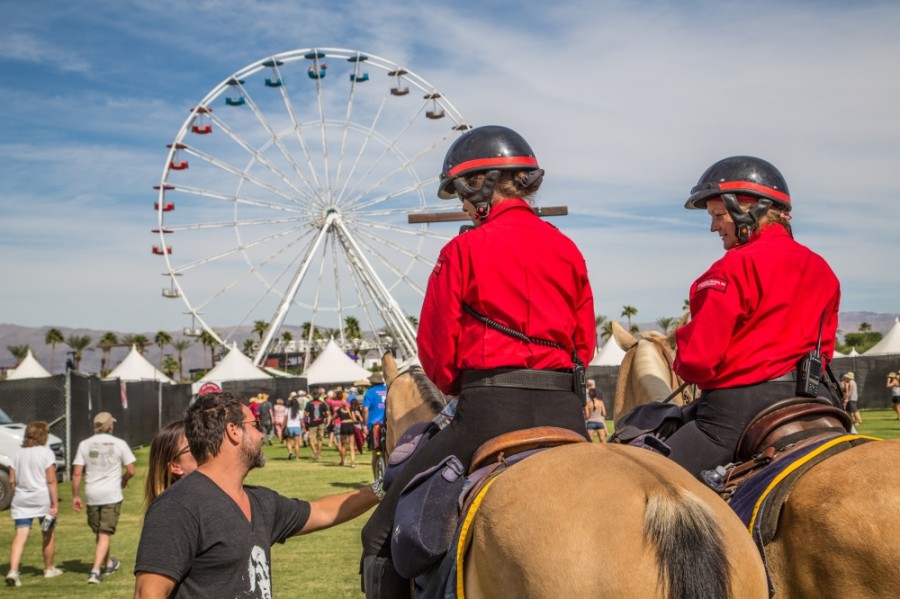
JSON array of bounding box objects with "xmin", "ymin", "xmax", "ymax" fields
[
  {"xmin": 887, "ymin": 372, "xmax": 900, "ymax": 420},
  {"xmin": 72, "ymin": 411, "xmax": 136, "ymax": 584},
  {"xmin": 668, "ymin": 156, "xmax": 841, "ymax": 478},
  {"xmin": 360, "ymin": 126, "xmax": 595, "ymax": 598},
  {"xmin": 842, "ymin": 372, "xmax": 861, "ymax": 425}
]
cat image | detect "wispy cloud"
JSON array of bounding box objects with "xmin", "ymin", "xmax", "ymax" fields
[{"xmin": 1, "ymin": 0, "xmax": 898, "ymax": 334}]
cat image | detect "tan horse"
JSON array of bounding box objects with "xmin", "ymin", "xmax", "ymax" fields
[
  {"xmin": 611, "ymin": 322, "xmax": 900, "ymax": 598},
  {"xmin": 380, "ymin": 353, "xmax": 768, "ymax": 599}
]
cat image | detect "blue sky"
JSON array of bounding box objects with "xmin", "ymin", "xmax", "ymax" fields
[{"xmin": 2, "ymin": 0, "xmax": 899, "ymax": 339}]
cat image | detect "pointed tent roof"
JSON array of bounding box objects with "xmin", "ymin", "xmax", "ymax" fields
[
  {"xmin": 304, "ymin": 339, "xmax": 372, "ymax": 385},
  {"xmin": 590, "ymin": 340, "xmax": 626, "ymax": 366},
  {"xmin": 198, "ymin": 345, "xmax": 271, "ymax": 383},
  {"xmin": 104, "ymin": 345, "xmax": 173, "ymax": 383},
  {"xmin": 7, "ymin": 349, "xmax": 52, "ymax": 380},
  {"xmin": 863, "ymin": 317, "xmax": 900, "ymax": 356}
]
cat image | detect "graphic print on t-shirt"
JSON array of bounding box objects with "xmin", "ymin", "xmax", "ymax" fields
[{"xmin": 248, "ymin": 545, "xmax": 272, "ymax": 599}]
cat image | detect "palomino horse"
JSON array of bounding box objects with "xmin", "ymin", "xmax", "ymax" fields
[
  {"xmin": 611, "ymin": 321, "xmax": 900, "ymax": 598},
  {"xmin": 380, "ymin": 353, "xmax": 768, "ymax": 599}
]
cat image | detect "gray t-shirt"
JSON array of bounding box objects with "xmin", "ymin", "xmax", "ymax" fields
[{"xmin": 135, "ymin": 471, "xmax": 310, "ymax": 598}]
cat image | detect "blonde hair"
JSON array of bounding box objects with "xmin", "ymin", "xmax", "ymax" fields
[
  {"xmin": 462, "ymin": 171, "xmax": 541, "ymax": 202},
  {"xmin": 735, "ymin": 198, "xmax": 792, "ymax": 237}
]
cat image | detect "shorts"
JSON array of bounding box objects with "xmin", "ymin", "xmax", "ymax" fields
[
  {"xmin": 586, "ymin": 421, "xmax": 607, "ymax": 431},
  {"xmin": 340, "ymin": 422, "xmax": 355, "ymax": 436},
  {"xmin": 13, "ymin": 516, "xmax": 49, "ymax": 530},
  {"xmin": 87, "ymin": 502, "xmax": 122, "ymax": 535},
  {"xmin": 846, "ymin": 401, "xmax": 859, "ymax": 414},
  {"xmin": 285, "ymin": 426, "xmax": 303, "ymax": 438},
  {"xmin": 307, "ymin": 423, "xmax": 325, "ymax": 442},
  {"xmin": 892, "ymin": 395, "xmax": 900, "ymax": 405}
]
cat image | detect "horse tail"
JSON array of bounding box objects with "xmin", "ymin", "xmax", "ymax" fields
[{"xmin": 644, "ymin": 488, "xmax": 730, "ymax": 599}]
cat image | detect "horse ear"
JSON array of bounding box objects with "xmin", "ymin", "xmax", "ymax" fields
[
  {"xmin": 611, "ymin": 320, "xmax": 637, "ymax": 351},
  {"xmin": 382, "ymin": 352, "xmax": 399, "ymax": 387}
]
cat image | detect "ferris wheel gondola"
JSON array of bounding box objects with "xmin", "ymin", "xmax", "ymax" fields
[{"xmin": 152, "ymin": 48, "xmax": 469, "ymax": 367}]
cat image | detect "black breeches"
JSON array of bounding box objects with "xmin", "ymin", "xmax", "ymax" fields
[{"xmin": 666, "ymin": 379, "xmax": 839, "ymax": 477}]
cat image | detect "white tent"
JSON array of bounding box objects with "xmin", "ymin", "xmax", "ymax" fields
[
  {"xmin": 197, "ymin": 346, "xmax": 271, "ymax": 383},
  {"xmin": 863, "ymin": 317, "xmax": 900, "ymax": 356},
  {"xmin": 304, "ymin": 339, "xmax": 372, "ymax": 385},
  {"xmin": 6, "ymin": 349, "xmax": 52, "ymax": 380},
  {"xmin": 590, "ymin": 340, "xmax": 626, "ymax": 366},
  {"xmin": 104, "ymin": 345, "xmax": 173, "ymax": 383}
]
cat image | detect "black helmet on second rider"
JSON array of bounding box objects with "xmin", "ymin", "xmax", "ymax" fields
[
  {"xmin": 438, "ymin": 125, "xmax": 544, "ymax": 220},
  {"xmin": 684, "ymin": 155, "xmax": 791, "ymax": 245}
]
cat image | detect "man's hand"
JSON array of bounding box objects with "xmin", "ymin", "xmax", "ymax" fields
[{"xmin": 72, "ymin": 496, "xmax": 83, "ymax": 512}]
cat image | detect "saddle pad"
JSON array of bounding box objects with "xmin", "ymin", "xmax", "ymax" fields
[
  {"xmin": 413, "ymin": 475, "xmax": 501, "ymax": 599},
  {"xmin": 729, "ymin": 434, "xmax": 879, "ymax": 546}
]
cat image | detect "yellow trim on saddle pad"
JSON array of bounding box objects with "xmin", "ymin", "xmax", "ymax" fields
[
  {"xmin": 748, "ymin": 434, "xmax": 880, "ymax": 533},
  {"xmin": 455, "ymin": 475, "xmax": 501, "ymax": 599}
]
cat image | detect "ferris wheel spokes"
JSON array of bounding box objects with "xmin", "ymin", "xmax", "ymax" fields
[{"xmin": 253, "ymin": 212, "xmax": 335, "ymax": 365}]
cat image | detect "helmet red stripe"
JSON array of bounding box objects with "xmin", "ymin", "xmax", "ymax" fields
[
  {"xmin": 447, "ymin": 156, "xmax": 538, "ymax": 177},
  {"xmin": 719, "ymin": 181, "xmax": 790, "ymax": 203}
]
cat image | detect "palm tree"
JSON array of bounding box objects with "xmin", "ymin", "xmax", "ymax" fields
[
  {"xmin": 124, "ymin": 334, "xmax": 151, "ymax": 355},
  {"xmin": 154, "ymin": 330, "xmax": 173, "ymax": 371},
  {"xmin": 600, "ymin": 321, "xmax": 613, "ymax": 342},
  {"xmin": 7, "ymin": 345, "xmax": 30, "ymax": 366},
  {"xmin": 253, "ymin": 320, "xmax": 268, "ymax": 341},
  {"xmin": 594, "ymin": 315, "xmax": 607, "ymax": 347},
  {"xmin": 344, "ymin": 316, "xmax": 362, "ymax": 340},
  {"xmin": 170, "ymin": 339, "xmax": 193, "ymax": 383},
  {"xmin": 859, "ymin": 322, "xmax": 872, "ymax": 347},
  {"xmin": 161, "ymin": 354, "xmax": 179, "ymax": 379},
  {"xmin": 44, "ymin": 327, "xmax": 64, "ymax": 373},
  {"xmin": 656, "ymin": 317, "xmax": 676, "ymax": 335},
  {"xmin": 621, "ymin": 306, "xmax": 638, "ymax": 331},
  {"xmin": 243, "ymin": 339, "xmax": 255, "ymax": 355},
  {"xmin": 280, "ymin": 331, "xmax": 294, "ymax": 370},
  {"xmin": 98, "ymin": 332, "xmax": 119, "ymax": 376},
  {"xmin": 407, "ymin": 315, "xmax": 419, "ymax": 329},
  {"xmin": 682, "ymin": 298, "xmax": 690, "ymax": 313},
  {"xmin": 65, "ymin": 335, "xmax": 93, "ymax": 371},
  {"xmin": 198, "ymin": 330, "xmax": 217, "ymax": 370}
]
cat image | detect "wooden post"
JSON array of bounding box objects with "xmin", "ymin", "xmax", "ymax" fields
[{"xmin": 408, "ymin": 205, "xmax": 568, "ymax": 223}]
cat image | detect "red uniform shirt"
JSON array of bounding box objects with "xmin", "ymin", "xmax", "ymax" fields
[
  {"xmin": 674, "ymin": 225, "xmax": 840, "ymax": 390},
  {"xmin": 417, "ymin": 198, "xmax": 595, "ymax": 395}
]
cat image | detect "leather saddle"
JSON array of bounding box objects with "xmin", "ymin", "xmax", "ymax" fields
[
  {"xmin": 736, "ymin": 397, "xmax": 851, "ymax": 462},
  {"xmin": 714, "ymin": 397, "xmax": 852, "ymax": 495},
  {"xmin": 468, "ymin": 426, "xmax": 587, "ymax": 475}
]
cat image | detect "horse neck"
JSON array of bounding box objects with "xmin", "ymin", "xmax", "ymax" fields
[
  {"xmin": 616, "ymin": 336, "xmax": 684, "ymax": 416},
  {"xmin": 385, "ymin": 374, "xmax": 443, "ymax": 451}
]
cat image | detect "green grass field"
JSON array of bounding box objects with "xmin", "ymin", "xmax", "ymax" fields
[{"xmin": 1, "ymin": 412, "xmax": 898, "ymax": 597}]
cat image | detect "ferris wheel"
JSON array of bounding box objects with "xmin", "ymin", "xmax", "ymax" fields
[{"xmin": 153, "ymin": 48, "xmax": 469, "ymax": 366}]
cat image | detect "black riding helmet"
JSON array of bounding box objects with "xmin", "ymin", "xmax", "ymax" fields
[
  {"xmin": 685, "ymin": 156, "xmax": 791, "ymax": 244},
  {"xmin": 438, "ymin": 126, "xmax": 544, "ymax": 219}
]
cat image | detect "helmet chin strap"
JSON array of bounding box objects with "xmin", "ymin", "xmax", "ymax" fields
[
  {"xmin": 452, "ymin": 170, "xmax": 501, "ymax": 220},
  {"xmin": 722, "ymin": 193, "xmax": 772, "ymax": 244}
]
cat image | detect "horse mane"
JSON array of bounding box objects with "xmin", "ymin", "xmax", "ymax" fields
[{"xmin": 408, "ymin": 366, "xmax": 449, "ymax": 416}]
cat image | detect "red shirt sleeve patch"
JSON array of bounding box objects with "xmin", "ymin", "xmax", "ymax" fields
[
  {"xmin": 432, "ymin": 257, "xmax": 443, "ymax": 275},
  {"xmin": 696, "ymin": 277, "xmax": 728, "ymax": 293}
]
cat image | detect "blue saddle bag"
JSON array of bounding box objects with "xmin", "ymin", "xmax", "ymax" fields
[
  {"xmin": 383, "ymin": 421, "xmax": 438, "ymax": 492},
  {"xmin": 392, "ymin": 454, "xmax": 466, "ymax": 579}
]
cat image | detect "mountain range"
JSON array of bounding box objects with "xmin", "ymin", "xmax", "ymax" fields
[{"xmin": 2, "ymin": 311, "xmax": 897, "ymax": 376}]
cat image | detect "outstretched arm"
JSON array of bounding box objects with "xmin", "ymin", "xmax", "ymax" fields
[{"xmin": 296, "ymin": 487, "xmax": 378, "ymax": 535}]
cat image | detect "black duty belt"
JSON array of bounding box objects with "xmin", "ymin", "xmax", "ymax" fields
[
  {"xmin": 768, "ymin": 371, "xmax": 797, "ymax": 383},
  {"xmin": 461, "ymin": 368, "xmax": 573, "ymax": 391}
]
